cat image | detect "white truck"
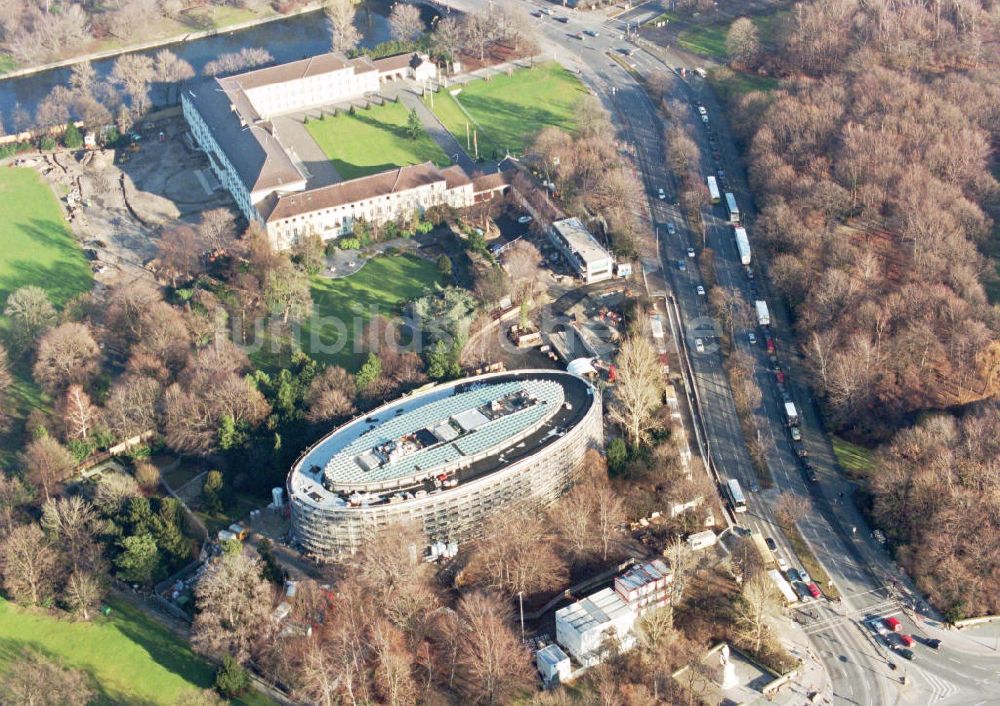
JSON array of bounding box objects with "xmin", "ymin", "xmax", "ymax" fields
[
  {"xmin": 785, "ymin": 401, "xmax": 800, "ymax": 427},
  {"xmin": 734, "ymin": 227, "xmax": 751, "ymax": 265},
  {"xmin": 755, "ymin": 300, "xmax": 770, "ymax": 327},
  {"xmin": 768, "ymin": 569, "xmax": 798, "ymax": 604}
]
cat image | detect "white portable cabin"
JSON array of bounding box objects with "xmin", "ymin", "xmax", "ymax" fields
[{"xmin": 555, "ymin": 587, "xmax": 637, "ymax": 667}]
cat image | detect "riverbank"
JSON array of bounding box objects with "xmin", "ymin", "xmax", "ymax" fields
[{"xmin": 0, "ymin": 2, "xmax": 325, "ymax": 81}]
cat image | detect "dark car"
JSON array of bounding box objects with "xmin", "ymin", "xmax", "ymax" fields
[
  {"xmin": 786, "ymin": 567, "xmax": 801, "ymax": 583},
  {"xmin": 556, "ymin": 16, "xmax": 569, "ymax": 22},
  {"xmin": 765, "ymin": 537, "xmax": 777, "ymax": 551},
  {"xmin": 895, "ymin": 647, "xmax": 915, "ymax": 661}
]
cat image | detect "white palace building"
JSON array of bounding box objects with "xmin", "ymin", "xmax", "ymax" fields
[{"xmin": 182, "ymin": 50, "xmax": 479, "ymax": 249}]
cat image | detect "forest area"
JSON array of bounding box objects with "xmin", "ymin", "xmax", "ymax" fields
[{"xmin": 730, "ymin": 0, "xmax": 1000, "ymax": 618}]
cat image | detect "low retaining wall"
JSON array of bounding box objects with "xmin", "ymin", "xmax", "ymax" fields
[{"xmin": 953, "ymin": 615, "xmax": 1000, "ymax": 629}]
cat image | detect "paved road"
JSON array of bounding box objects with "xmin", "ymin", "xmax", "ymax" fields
[{"xmin": 438, "ymin": 1, "xmax": 1000, "ymax": 702}]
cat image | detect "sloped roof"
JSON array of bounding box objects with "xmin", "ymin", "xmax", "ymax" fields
[
  {"xmin": 185, "ymin": 81, "xmax": 304, "ymax": 194},
  {"xmin": 236, "ymin": 52, "xmax": 376, "ymax": 92},
  {"xmin": 261, "ymin": 162, "xmax": 466, "ymax": 222}
]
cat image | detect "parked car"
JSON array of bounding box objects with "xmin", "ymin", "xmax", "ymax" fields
[
  {"xmin": 799, "ymin": 570, "xmax": 811, "ymax": 583},
  {"xmin": 747, "ymin": 331, "xmax": 757, "ymax": 344},
  {"xmin": 687, "ymin": 247, "xmax": 696, "ymax": 258},
  {"xmin": 885, "ymin": 617, "xmax": 902, "ymax": 633},
  {"xmin": 678, "ymin": 259, "xmax": 686, "ymax": 271},
  {"xmin": 696, "ymin": 285, "xmax": 706, "ymax": 296},
  {"xmin": 584, "ymin": 29, "xmax": 599, "ymax": 36},
  {"xmin": 698, "ymin": 106, "xmax": 707, "ymax": 116},
  {"xmin": 749, "ymin": 480, "xmax": 760, "ymax": 493},
  {"xmin": 667, "ymin": 222, "xmax": 676, "ymax": 235},
  {"xmin": 777, "ymin": 556, "xmax": 788, "ymax": 571},
  {"xmin": 807, "ymin": 582, "xmax": 822, "ymax": 599},
  {"xmin": 695, "ymin": 338, "xmax": 705, "ymax": 353},
  {"xmin": 775, "ymin": 370, "xmax": 786, "ymax": 385},
  {"xmin": 765, "ymin": 537, "xmax": 777, "ymax": 551},
  {"xmin": 791, "ymin": 427, "xmax": 802, "ymax": 442},
  {"xmin": 517, "ymin": 215, "xmax": 533, "ymax": 224},
  {"xmin": 658, "ymin": 188, "xmax": 666, "ymax": 199},
  {"xmin": 899, "ymin": 634, "xmax": 915, "ymax": 648},
  {"xmin": 786, "ymin": 567, "xmax": 801, "ymax": 582},
  {"xmin": 895, "ymin": 647, "xmax": 915, "ymax": 661}
]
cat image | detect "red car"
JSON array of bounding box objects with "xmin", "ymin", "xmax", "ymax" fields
[
  {"xmin": 775, "ymin": 370, "xmax": 786, "ymax": 385},
  {"xmin": 899, "ymin": 634, "xmax": 915, "ymax": 647},
  {"xmin": 807, "ymin": 582, "xmax": 822, "ymax": 599},
  {"xmin": 766, "ymin": 337, "xmax": 776, "ymax": 354},
  {"xmin": 884, "ymin": 616, "xmax": 902, "ymax": 632}
]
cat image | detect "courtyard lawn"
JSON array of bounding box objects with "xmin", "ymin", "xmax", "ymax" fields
[
  {"xmin": 303, "ymin": 254, "xmax": 443, "ymax": 369},
  {"xmin": 0, "ymin": 168, "xmax": 92, "ymax": 463},
  {"xmin": 305, "ymin": 101, "xmax": 451, "ymax": 180},
  {"xmin": 0, "ymin": 597, "xmax": 273, "ymax": 705},
  {"xmin": 428, "ymin": 62, "xmax": 587, "ymax": 159}
]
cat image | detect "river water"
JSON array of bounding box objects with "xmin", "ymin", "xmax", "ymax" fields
[{"xmin": 0, "ymin": 7, "xmax": 414, "ymax": 127}]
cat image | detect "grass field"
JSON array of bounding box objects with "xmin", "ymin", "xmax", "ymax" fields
[
  {"xmin": 670, "ymin": 10, "xmax": 789, "ymax": 60},
  {"xmin": 0, "ymin": 598, "xmax": 273, "ymax": 705},
  {"xmin": 0, "ymin": 168, "xmax": 92, "ymax": 315},
  {"xmin": 305, "ymin": 101, "xmax": 450, "ymax": 180},
  {"xmin": 427, "ymin": 62, "xmax": 587, "ymax": 159},
  {"xmin": 0, "ymin": 168, "xmax": 92, "ymax": 463},
  {"xmin": 302, "ymin": 254, "xmax": 443, "ymax": 369},
  {"xmin": 832, "ymin": 436, "xmax": 878, "ymax": 480}
]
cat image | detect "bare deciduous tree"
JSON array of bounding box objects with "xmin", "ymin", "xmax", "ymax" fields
[
  {"xmin": 305, "ymin": 365, "xmax": 357, "ymax": 422},
  {"xmin": 4, "ymin": 285, "xmax": 57, "ymax": 351},
  {"xmin": 57, "ymin": 384, "xmax": 98, "ymax": 441},
  {"xmin": 463, "ymin": 507, "xmax": 568, "ymax": 597},
  {"xmin": 451, "ymin": 592, "xmax": 533, "ymax": 705},
  {"xmin": 726, "ymin": 17, "xmax": 761, "ymax": 68},
  {"xmin": 32, "ymin": 322, "xmax": 100, "ymax": 395},
  {"xmin": 608, "ymin": 333, "xmax": 663, "ymax": 447},
  {"xmin": 389, "ymin": 3, "xmax": 424, "ymax": 42},
  {"xmin": 550, "ymin": 478, "xmax": 627, "ymax": 565},
  {"xmin": 326, "ymin": 0, "xmax": 360, "ymax": 53},
  {"xmin": 192, "ymin": 553, "xmax": 275, "ymax": 663},
  {"xmin": 733, "ymin": 570, "xmax": 778, "ymax": 652},
  {"xmin": 18, "ymin": 436, "xmax": 75, "ymax": 501},
  {"xmin": 103, "ymin": 374, "xmax": 161, "ymax": 440},
  {"xmin": 0, "ymin": 523, "xmax": 59, "ymax": 606}
]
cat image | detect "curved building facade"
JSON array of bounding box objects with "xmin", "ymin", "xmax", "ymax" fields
[{"xmin": 288, "ymin": 370, "xmax": 603, "ymax": 557}]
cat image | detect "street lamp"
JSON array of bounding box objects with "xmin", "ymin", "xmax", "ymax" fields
[{"xmin": 518, "ymin": 591, "xmax": 525, "ymax": 641}]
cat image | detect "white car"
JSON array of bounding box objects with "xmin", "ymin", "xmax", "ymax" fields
[
  {"xmin": 666, "ymin": 222, "xmax": 676, "ymax": 235},
  {"xmin": 777, "ymin": 556, "xmax": 789, "ymax": 571},
  {"xmin": 696, "ymin": 285, "xmax": 706, "ymax": 296},
  {"xmin": 697, "ymin": 106, "xmax": 707, "ymax": 116},
  {"xmin": 517, "ymin": 215, "xmax": 533, "ymax": 224},
  {"xmin": 791, "ymin": 427, "xmax": 802, "ymax": 442},
  {"xmin": 657, "ymin": 188, "xmax": 666, "ymax": 200},
  {"xmin": 747, "ymin": 331, "xmax": 757, "ymax": 344},
  {"xmin": 799, "ymin": 570, "xmax": 811, "ymax": 584},
  {"xmin": 695, "ymin": 338, "xmax": 705, "ymax": 353},
  {"xmin": 701, "ymin": 114, "xmax": 710, "ymax": 124},
  {"xmin": 687, "ymin": 247, "xmax": 696, "ymax": 258}
]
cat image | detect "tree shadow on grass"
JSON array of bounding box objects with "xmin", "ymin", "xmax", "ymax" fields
[
  {"xmin": 0, "ymin": 635, "xmax": 160, "ymax": 706},
  {"xmin": 0, "ymin": 218, "xmax": 92, "ymax": 306}
]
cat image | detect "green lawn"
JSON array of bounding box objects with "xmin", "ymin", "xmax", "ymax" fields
[
  {"xmin": 427, "ymin": 62, "xmax": 587, "ymax": 159},
  {"xmin": 671, "ymin": 10, "xmax": 789, "ymax": 60},
  {"xmin": 0, "ymin": 168, "xmax": 92, "ymax": 463},
  {"xmin": 0, "ymin": 168, "xmax": 92, "ymax": 315},
  {"xmin": 0, "ymin": 598, "xmax": 273, "ymax": 705},
  {"xmin": 305, "ymin": 101, "xmax": 450, "ymax": 180},
  {"xmin": 0, "ymin": 53, "xmax": 15, "ymax": 75},
  {"xmin": 832, "ymin": 435, "xmax": 878, "ymax": 480},
  {"xmin": 302, "ymin": 254, "xmax": 443, "ymax": 369}
]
